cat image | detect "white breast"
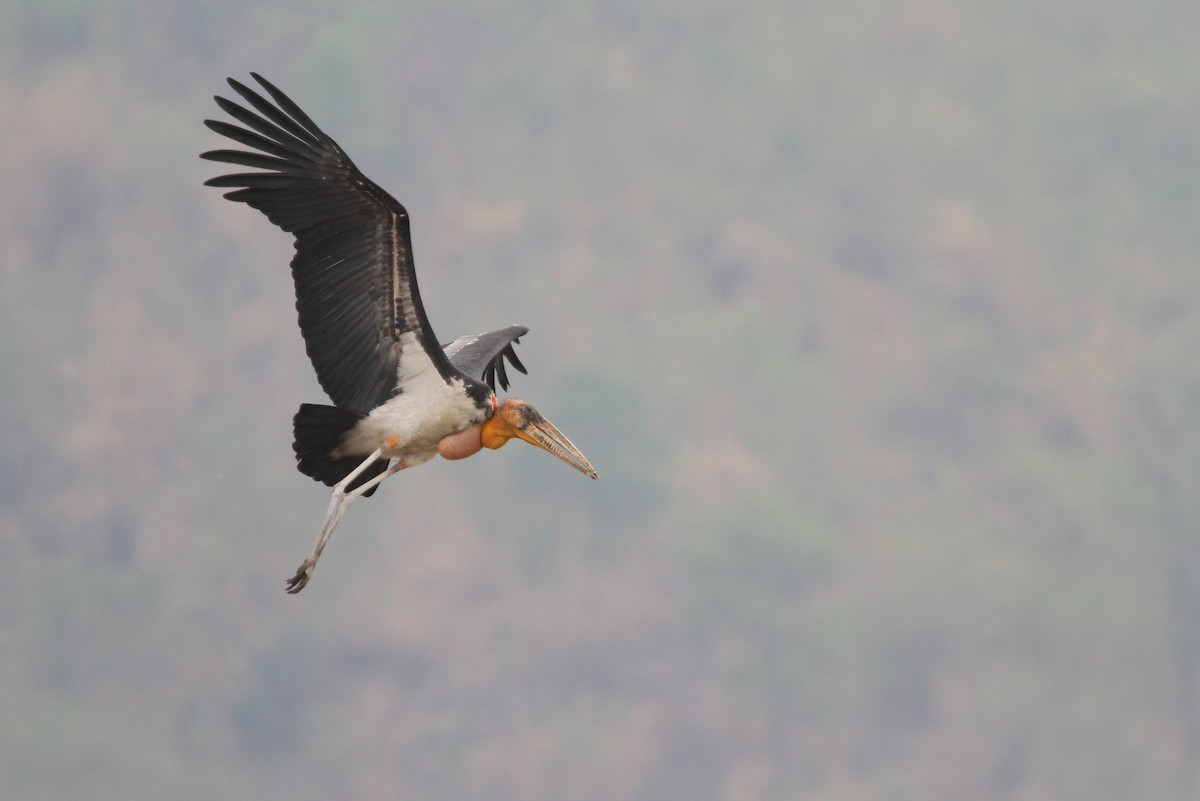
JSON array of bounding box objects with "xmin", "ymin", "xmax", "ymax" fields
[{"xmin": 334, "ymin": 332, "xmax": 486, "ymax": 462}]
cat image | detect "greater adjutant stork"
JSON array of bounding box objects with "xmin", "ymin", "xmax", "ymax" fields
[{"xmin": 201, "ymin": 74, "xmax": 596, "ymax": 593}]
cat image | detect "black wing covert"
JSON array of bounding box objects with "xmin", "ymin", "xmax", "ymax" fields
[
  {"xmin": 443, "ymin": 325, "xmax": 530, "ymax": 392},
  {"xmin": 201, "ymin": 73, "xmax": 457, "ymax": 412}
]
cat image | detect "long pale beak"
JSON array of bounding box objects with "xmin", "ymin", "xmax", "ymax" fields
[
  {"xmin": 482, "ymin": 399, "xmax": 598, "ymax": 479},
  {"xmin": 514, "ymin": 413, "xmax": 598, "ymax": 479}
]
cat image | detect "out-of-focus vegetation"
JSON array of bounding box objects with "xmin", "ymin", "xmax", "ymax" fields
[{"xmin": 2, "ymin": 0, "xmax": 1199, "ymax": 799}]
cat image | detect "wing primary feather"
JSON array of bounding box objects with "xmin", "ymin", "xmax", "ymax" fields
[
  {"xmin": 200, "ymin": 149, "xmax": 308, "ymax": 174},
  {"xmin": 503, "ymin": 342, "xmax": 528, "ymax": 375},
  {"xmin": 443, "ymin": 325, "xmax": 531, "ymax": 392},
  {"xmin": 203, "ymin": 172, "xmax": 300, "ymax": 189},
  {"xmin": 201, "ymin": 120, "xmax": 318, "ymax": 165},
  {"xmin": 248, "ymin": 73, "xmax": 334, "ymax": 148},
  {"xmin": 203, "ymin": 73, "xmax": 467, "ymax": 411},
  {"xmin": 495, "ymin": 355, "xmax": 510, "ymax": 390},
  {"xmin": 225, "ymin": 77, "xmax": 323, "ymax": 147},
  {"xmin": 213, "ymin": 95, "xmax": 322, "ymax": 157}
]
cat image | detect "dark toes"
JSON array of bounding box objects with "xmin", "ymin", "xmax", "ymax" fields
[{"xmin": 285, "ymin": 566, "xmax": 311, "ymax": 594}]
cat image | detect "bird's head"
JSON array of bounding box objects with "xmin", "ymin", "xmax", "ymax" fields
[{"xmin": 481, "ymin": 398, "xmax": 598, "ymax": 479}]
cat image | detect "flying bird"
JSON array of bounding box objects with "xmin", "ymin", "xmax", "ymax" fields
[{"xmin": 201, "ymin": 73, "xmax": 596, "ymax": 593}]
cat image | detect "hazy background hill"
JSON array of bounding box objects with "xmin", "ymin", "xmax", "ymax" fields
[{"xmin": 3, "ymin": 1, "xmax": 1199, "ymax": 799}]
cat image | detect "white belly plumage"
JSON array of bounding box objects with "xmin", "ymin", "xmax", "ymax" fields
[{"xmin": 332, "ymin": 332, "xmax": 487, "ymax": 464}]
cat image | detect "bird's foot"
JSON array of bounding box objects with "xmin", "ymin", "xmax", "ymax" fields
[{"xmin": 285, "ymin": 559, "xmax": 315, "ymax": 594}]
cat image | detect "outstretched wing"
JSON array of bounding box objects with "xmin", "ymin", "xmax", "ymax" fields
[
  {"xmin": 443, "ymin": 325, "xmax": 529, "ymax": 392},
  {"xmin": 201, "ymin": 73, "xmax": 459, "ymax": 412}
]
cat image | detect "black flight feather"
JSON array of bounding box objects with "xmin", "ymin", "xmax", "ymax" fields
[
  {"xmin": 443, "ymin": 325, "xmax": 530, "ymax": 392},
  {"xmin": 201, "ymin": 73, "xmax": 464, "ymax": 413}
]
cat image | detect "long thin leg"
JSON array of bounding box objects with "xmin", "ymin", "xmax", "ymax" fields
[{"xmin": 286, "ymin": 440, "xmax": 408, "ymax": 593}]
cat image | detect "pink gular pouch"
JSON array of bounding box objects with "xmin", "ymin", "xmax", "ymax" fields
[{"xmin": 437, "ymin": 424, "xmax": 484, "ymax": 460}]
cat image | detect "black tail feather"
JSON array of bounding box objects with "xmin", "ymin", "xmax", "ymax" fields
[{"xmin": 292, "ymin": 404, "xmax": 388, "ymax": 497}]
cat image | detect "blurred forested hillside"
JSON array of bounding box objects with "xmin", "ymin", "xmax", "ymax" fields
[{"xmin": 3, "ymin": 1, "xmax": 1199, "ymax": 799}]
